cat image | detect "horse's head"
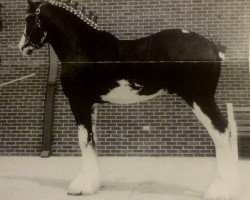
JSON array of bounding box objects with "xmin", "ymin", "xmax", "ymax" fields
[{"xmin": 19, "ymin": 0, "xmax": 48, "ymax": 55}]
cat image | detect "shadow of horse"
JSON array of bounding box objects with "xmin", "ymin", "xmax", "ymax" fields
[
  {"xmin": 101, "ymin": 180, "xmax": 203, "ymax": 198},
  {"xmin": 0, "ymin": 175, "xmax": 203, "ymax": 199},
  {"xmin": 0, "ymin": 175, "xmax": 69, "ymax": 189}
]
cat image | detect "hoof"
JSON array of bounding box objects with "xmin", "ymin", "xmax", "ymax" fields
[
  {"xmin": 67, "ymin": 191, "xmax": 82, "ymax": 196},
  {"xmin": 67, "ymin": 173, "xmax": 100, "ymax": 196},
  {"xmin": 204, "ymin": 179, "xmax": 240, "ymax": 200}
]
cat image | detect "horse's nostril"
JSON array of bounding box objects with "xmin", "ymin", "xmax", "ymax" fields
[{"xmin": 27, "ymin": 49, "xmax": 33, "ymax": 55}]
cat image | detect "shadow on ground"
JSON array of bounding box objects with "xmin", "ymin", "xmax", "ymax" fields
[
  {"xmin": 0, "ymin": 175, "xmax": 69, "ymax": 189},
  {"xmin": 0, "ymin": 175, "xmax": 203, "ymax": 199},
  {"xmin": 102, "ymin": 180, "xmax": 203, "ymax": 198}
]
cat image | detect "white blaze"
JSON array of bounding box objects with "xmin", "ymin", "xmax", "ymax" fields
[
  {"xmin": 18, "ymin": 34, "xmax": 26, "ymax": 51},
  {"xmin": 18, "ymin": 27, "xmax": 34, "ymax": 56}
]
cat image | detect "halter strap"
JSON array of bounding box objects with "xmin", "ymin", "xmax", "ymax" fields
[{"xmin": 24, "ymin": 3, "xmax": 47, "ymax": 49}]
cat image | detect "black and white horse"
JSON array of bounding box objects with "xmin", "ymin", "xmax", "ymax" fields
[{"xmin": 19, "ymin": 0, "xmax": 240, "ymax": 199}]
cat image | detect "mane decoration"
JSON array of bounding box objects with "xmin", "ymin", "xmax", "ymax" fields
[{"xmin": 48, "ymin": 0, "xmax": 101, "ymax": 30}]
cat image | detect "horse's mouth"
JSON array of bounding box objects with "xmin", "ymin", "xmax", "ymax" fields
[{"xmin": 20, "ymin": 46, "xmax": 34, "ymax": 56}]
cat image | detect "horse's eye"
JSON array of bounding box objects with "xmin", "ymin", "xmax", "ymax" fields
[{"xmin": 25, "ymin": 13, "xmax": 35, "ymax": 21}]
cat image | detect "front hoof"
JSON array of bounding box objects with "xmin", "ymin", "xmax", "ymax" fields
[
  {"xmin": 204, "ymin": 179, "xmax": 240, "ymax": 200},
  {"xmin": 67, "ymin": 173, "xmax": 100, "ymax": 196}
]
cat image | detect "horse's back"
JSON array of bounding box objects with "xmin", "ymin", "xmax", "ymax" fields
[{"xmin": 119, "ymin": 29, "xmax": 221, "ymax": 62}]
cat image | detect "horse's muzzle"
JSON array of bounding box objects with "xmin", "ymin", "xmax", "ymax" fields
[{"xmin": 18, "ymin": 35, "xmax": 34, "ymax": 56}]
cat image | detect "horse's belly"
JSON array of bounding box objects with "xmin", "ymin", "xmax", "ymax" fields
[{"xmin": 101, "ymin": 80, "xmax": 164, "ymax": 104}]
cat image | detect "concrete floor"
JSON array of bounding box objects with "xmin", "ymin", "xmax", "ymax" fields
[{"xmin": 0, "ymin": 157, "xmax": 249, "ymax": 200}]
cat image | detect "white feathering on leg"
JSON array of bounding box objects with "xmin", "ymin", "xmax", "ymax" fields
[
  {"xmin": 193, "ymin": 103, "xmax": 240, "ymax": 200},
  {"xmin": 68, "ymin": 125, "xmax": 100, "ymax": 195}
]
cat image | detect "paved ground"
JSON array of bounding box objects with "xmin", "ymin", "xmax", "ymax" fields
[{"xmin": 0, "ymin": 157, "xmax": 249, "ymax": 200}]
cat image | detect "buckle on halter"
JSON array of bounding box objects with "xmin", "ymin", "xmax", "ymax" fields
[
  {"xmin": 35, "ymin": 3, "xmax": 44, "ymax": 15},
  {"xmin": 35, "ymin": 8, "xmax": 40, "ymax": 15}
]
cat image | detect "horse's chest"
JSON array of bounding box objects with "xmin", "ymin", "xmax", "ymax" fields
[{"xmin": 101, "ymin": 80, "xmax": 164, "ymax": 104}]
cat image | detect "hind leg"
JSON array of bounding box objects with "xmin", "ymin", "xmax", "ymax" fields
[{"xmin": 192, "ymin": 98, "xmax": 240, "ymax": 200}]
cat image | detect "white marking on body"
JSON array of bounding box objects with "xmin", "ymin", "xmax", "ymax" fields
[
  {"xmin": 101, "ymin": 80, "xmax": 164, "ymax": 104},
  {"xmin": 68, "ymin": 125, "xmax": 100, "ymax": 195},
  {"xmin": 182, "ymin": 29, "xmax": 189, "ymax": 33},
  {"xmin": 219, "ymin": 52, "xmax": 225, "ymax": 60},
  {"xmin": 193, "ymin": 103, "xmax": 240, "ymax": 200}
]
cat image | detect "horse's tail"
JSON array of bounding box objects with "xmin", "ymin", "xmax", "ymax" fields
[{"xmin": 207, "ymin": 31, "xmax": 227, "ymax": 53}]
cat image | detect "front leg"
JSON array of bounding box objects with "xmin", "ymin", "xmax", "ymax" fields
[
  {"xmin": 68, "ymin": 125, "xmax": 100, "ymax": 195},
  {"xmin": 68, "ymin": 102, "xmax": 100, "ymax": 195}
]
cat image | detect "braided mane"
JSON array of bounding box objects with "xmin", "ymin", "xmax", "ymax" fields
[{"xmin": 48, "ymin": 0, "xmax": 100, "ymax": 30}]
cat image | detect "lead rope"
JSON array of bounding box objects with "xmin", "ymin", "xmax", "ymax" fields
[{"xmin": 0, "ymin": 42, "xmax": 17, "ymax": 49}]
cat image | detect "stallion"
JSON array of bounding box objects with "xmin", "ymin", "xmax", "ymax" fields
[{"xmin": 19, "ymin": 1, "xmax": 240, "ymax": 199}]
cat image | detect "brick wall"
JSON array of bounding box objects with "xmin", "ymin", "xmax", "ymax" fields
[
  {"xmin": 1, "ymin": 0, "xmax": 250, "ymax": 156},
  {"xmin": 0, "ymin": 0, "xmax": 49, "ymax": 156}
]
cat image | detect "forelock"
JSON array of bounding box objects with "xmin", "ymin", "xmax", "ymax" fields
[{"xmin": 27, "ymin": 2, "xmax": 42, "ymax": 14}]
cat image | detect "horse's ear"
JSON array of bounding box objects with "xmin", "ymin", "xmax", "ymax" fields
[{"xmin": 27, "ymin": 0, "xmax": 35, "ymax": 10}]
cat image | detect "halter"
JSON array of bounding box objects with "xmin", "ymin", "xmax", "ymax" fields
[{"xmin": 24, "ymin": 3, "xmax": 47, "ymax": 49}]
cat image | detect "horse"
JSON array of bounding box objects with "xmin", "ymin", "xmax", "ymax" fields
[{"xmin": 19, "ymin": 0, "xmax": 240, "ymax": 199}]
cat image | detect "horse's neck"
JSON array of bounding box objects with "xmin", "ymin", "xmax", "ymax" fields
[
  {"xmin": 43, "ymin": 6, "xmax": 119, "ymax": 62},
  {"xmin": 44, "ymin": 16, "xmax": 96, "ymax": 61},
  {"xmin": 47, "ymin": 25, "xmax": 118, "ymax": 62},
  {"xmin": 47, "ymin": 26, "xmax": 88, "ymax": 62}
]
